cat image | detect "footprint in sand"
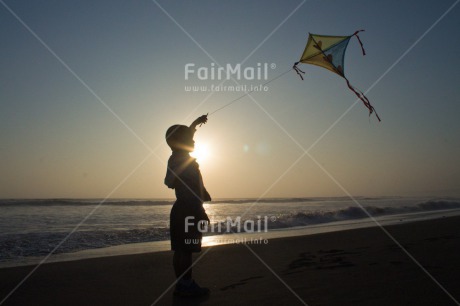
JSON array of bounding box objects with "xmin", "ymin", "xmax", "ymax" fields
[{"xmin": 220, "ymin": 276, "xmax": 264, "ymax": 291}]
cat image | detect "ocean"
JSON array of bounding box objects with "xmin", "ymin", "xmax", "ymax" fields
[{"xmin": 1, "ymin": 197, "xmax": 460, "ymax": 266}]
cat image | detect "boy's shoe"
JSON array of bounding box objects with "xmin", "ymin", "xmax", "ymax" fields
[{"xmin": 174, "ymin": 280, "xmax": 210, "ymax": 297}]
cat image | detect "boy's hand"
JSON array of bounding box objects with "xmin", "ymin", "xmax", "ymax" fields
[
  {"xmin": 198, "ymin": 211, "xmax": 210, "ymax": 232},
  {"xmin": 191, "ymin": 114, "xmax": 208, "ymax": 129},
  {"xmin": 199, "ymin": 209, "xmax": 210, "ymax": 223},
  {"xmin": 196, "ymin": 114, "xmax": 208, "ymax": 126}
]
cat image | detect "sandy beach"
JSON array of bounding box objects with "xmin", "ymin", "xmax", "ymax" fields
[{"xmin": 1, "ymin": 216, "xmax": 459, "ymax": 306}]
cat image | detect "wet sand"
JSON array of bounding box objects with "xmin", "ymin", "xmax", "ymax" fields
[{"xmin": 1, "ymin": 216, "xmax": 459, "ymax": 306}]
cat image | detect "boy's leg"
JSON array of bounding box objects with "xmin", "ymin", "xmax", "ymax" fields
[
  {"xmin": 173, "ymin": 250, "xmax": 209, "ymax": 297},
  {"xmin": 173, "ymin": 251, "xmax": 192, "ymax": 280}
]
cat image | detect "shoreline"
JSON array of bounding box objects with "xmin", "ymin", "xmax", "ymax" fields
[
  {"xmin": 2, "ymin": 208, "xmax": 460, "ymax": 269},
  {"xmin": 1, "ymin": 215, "xmax": 460, "ymax": 305}
]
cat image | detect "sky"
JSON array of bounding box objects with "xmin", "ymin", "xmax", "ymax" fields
[{"xmin": 1, "ymin": 0, "xmax": 459, "ymax": 199}]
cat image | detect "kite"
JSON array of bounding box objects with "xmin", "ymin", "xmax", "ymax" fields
[{"xmin": 293, "ymin": 30, "xmax": 381, "ymax": 121}]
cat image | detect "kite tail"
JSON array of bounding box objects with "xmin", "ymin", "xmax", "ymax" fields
[
  {"xmin": 293, "ymin": 62, "xmax": 305, "ymax": 80},
  {"xmin": 345, "ymin": 78, "xmax": 381, "ymax": 122},
  {"xmin": 352, "ymin": 30, "xmax": 366, "ymax": 56}
]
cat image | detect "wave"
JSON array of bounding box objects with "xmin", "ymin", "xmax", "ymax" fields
[
  {"xmin": 1, "ymin": 199, "xmax": 459, "ymax": 262},
  {"xmin": 209, "ymin": 196, "xmax": 401, "ymax": 204},
  {"xmin": 0, "ymin": 227, "xmax": 170, "ymax": 261},
  {"xmin": 0, "ymin": 196, "xmax": 399, "ymax": 207},
  {"xmin": 0, "ymin": 199, "xmax": 175, "ymax": 207},
  {"xmin": 265, "ymin": 200, "xmax": 460, "ymax": 230},
  {"xmin": 196, "ymin": 200, "xmax": 460, "ymax": 234},
  {"xmin": 0, "ymin": 198, "xmax": 317, "ymax": 206}
]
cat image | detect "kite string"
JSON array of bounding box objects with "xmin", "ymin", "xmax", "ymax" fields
[{"xmin": 209, "ymin": 67, "xmax": 294, "ymax": 116}]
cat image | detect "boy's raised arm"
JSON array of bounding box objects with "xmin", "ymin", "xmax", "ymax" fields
[{"xmin": 189, "ymin": 114, "xmax": 208, "ymax": 131}]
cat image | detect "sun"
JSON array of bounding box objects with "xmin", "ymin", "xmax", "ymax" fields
[{"xmin": 191, "ymin": 142, "xmax": 211, "ymax": 164}]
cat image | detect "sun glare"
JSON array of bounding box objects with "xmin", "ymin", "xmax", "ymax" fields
[{"xmin": 191, "ymin": 142, "xmax": 211, "ymax": 164}]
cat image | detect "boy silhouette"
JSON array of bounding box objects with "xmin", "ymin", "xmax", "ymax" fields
[{"xmin": 165, "ymin": 114, "xmax": 211, "ymax": 297}]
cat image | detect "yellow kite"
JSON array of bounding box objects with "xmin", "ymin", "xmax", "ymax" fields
[{"xmin": 293, "ymin": 30, "xmax": 381, "ymax": 121}]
